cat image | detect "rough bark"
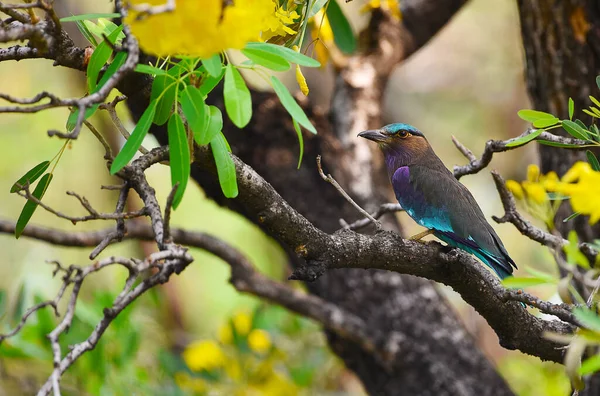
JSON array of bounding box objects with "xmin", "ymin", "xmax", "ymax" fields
[{"xmin": 518, "ymin": 0, "xmax": 600, "ymax": 393}]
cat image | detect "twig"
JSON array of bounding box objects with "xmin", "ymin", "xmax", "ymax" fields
[
  {"xmin": 342, "ymin": 203, "xmax": 403, "ymax": 231},
  {"xmin": 502, "ymin": 289, "xmax": 577, "ymax": 325},
  {"xmin": 316, "ymin": 155, "xmax": 381, "ymax": 230},
  {"xmin": 452, "ymin": 130, "xmax": 589, "ymax": 179},
  {"xmin": 163, "ymin": 183, "xmax": 179, "ymax": 244}
]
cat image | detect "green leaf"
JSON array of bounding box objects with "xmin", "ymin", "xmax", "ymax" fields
[
  {"xmin": 502, "ymin": 276, "xmax": 550, "ymax": 288},
  {"xmin": 195, "ymin": 105, "xmax": 223, "ymax": 146},
  {"xmin": 15, "ymin": 173, "xmax": 53, "ymax": 238},
  {"xmin": 197, "ymin": 67, "xmax": 226, "ymax": 97},
  {"xmin": 224, "ymin": 64, "xmax": 252, "ymax": 128},
  {"xmin": 134, "ymin": 64, "xmax": 167, "ymax": 76},
  {"xmin": 569, "ymin": 97, "xmax": 574, "ymax": 120},
  {"xmin": 292, "ymin": 119, "xmax": 304, "ymax": 169},
  {"xmin": 308, "ymin": 0, "xmax": 329, "ymax": 18},
  {"xmin": 67, "ymin": 51, "xmax": 127, "ymax": 131},
  {"xmin": 563, "ymin": 212, "xmax": 581, "ymax": 222},
  {"xmin": 75, "ymin": 20, "xmax": 97, "ymax": 47},
  {"xmin": 245, "ymin": 42, "xmax": 320, "ymax": 67},
  {"xmin": 60, "ymin": 13, "xmax": 121, "ymax": 22},
  {"xmin": 517, "ymin": 109, "xmax": 557, "ymax": 123},
  {"xmin": 562, "ymin": 120, "xmax": 590, "ymax": 141},
  {"xmin": 270, "ymin": 76, "xmax": 317, "ymax": 134},
  {"xmin": 86, "ymin": 24, "xmax": 124, "ymax": 92},
  {"xmin": 167, "ymin": 114, "xmax": 190, "ymax": 209},
  {"xmin": 150, "ymin": 75, "xmax": 177, "ymax": 126},
  {"xmin": 574, "ymin": 308, "xmax": 600, "ymax": 332},
  {"xmin": 11, "ymin": 161, "xmax": 50, "ymax": 193},
  {"xmin": 583, "ymin": 109, "xmax": 600, "ymax": 119},
  {"xmin": 241, "ymin": 48, "xmax": 291, "ymax": 71},
  {"xmin": 202, "ymin": 54, "xmax": 223, "ymax": 77},
  {"xmin": 211, "ymin": 132, "xmax": 238, "ymax": 198},
  {"xmin": 537, "ymin": 140, "xmax": 583, "ymax": 148},
  {"xmin": 505, "ymin": 129, "xmax": 543, "ymax": 147},
  {"xmin": 523, "ymin": 267, "xmax": 557, "ymax": 283},
  {"xmin": 587, "ymin": 150, "xmax": 600, "ymax": 171},
  {"xmin": 179, "ymin": 85, "xmax": 209, "ymax": 139},
  {"xmin": 532, "ymin": 117, "xmax": 559, "ymax": 128},
  {"xmin": 591, "ymin": 96, "xmax": 600, "ymax": 109},
  {"xmin": 597, "ymin": 75, "xmax": 600, "ymax": 91},
  {"xmin": 11, "ymin": 283, "xmax": 26, "ymax": 324},
  {"xmin": 110, "ymin": 100, "xmax": 157, "ymax": 174},
  {"xmin": 326, "ymin": 0, "xmax": 356, "ymax": 54},
  {"xmin": 580, "ymin": 354, "xmax": 600, "ymax": 375}
]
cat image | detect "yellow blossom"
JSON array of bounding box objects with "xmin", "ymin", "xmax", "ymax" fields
[
  {"xmin": 295, "ymin": 64, "xmax": 309, "ymax": 96},
  {"xmin": 182, "ymin": 340, "xmax": 226, "ymax": 372},
  {"xmin": 561, "ymin": 161, "xmax": 592, "ymax": 183},
  {"xmin": 126, "ymin": 0, "xmax": 284, "ymax": 58},
  {"xmin": 505, "ymin": 180, "xmax": 524, "ymax": 200},
  {"xmin": 233, "ymin": 311, "xmax": 252, "ymax": 336},
  {"xmin": 526, "ymin": 164, "xmax": 540, "ymax": 182},
  {"xmin": 522, "ymin": 181, "xmax": 547, "ymax": 204},
  {"xmin": 550, "ymin": 162, "xmax": 600, "ymax": 224},
  {"xmin": 248, "ymin": 329, "xmax": 272, "ymax": 354},
  {"xmin": 261, "ymin": 3, "xmax": 300, "ymax": 42}
]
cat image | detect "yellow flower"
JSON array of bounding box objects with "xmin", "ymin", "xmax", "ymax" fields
[
  {"xmin": 506, "ymin": 180, "xmax": 524, "ymax": 200},
  {"xmin": 248, "ymin": 329, "xmax": 272, "ymax": 354},
  {"xmin": 310, "ymin": 9, "xmax": 334, "ymax": 68},
  {"xmin": 126, "ymin": 0, "xmax": 279, "ymax": 58},
  {"xmin": 561, "ymin": 161, "xmax": 592, "ymax": 183},
  {"xmin": 551, "ymin": 163, "xmax": 600, "ymax": 224},
  {"xmin": 522, "ymin": 181, "xmax": 547, "ymax": 204},
  {"xmin": 233, "ymin": 311, "xmax": 252, "ymax": 336},
  {"xmin": 182, "ymin": 340, "xmax": 226, "ymax": 372},
  {"xmin": 295, "ymin": 64, "xmax": 309, "ymax": 96},
  {"xmin": 526, "ymin": 164, "xmax": 540, "ymax": 182},
  {"xmin": 261, "ymin": 3, "xmax": 300, "ymax": 41}
]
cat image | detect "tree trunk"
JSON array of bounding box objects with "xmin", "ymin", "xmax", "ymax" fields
[{"xmin": 518, "ymin": 0, "xmax": 600, "ymax": 393}]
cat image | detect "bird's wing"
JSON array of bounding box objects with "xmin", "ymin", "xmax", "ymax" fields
[{"xmin": 404, "ymin": 165, "xmax": 516, "ymax": 272}]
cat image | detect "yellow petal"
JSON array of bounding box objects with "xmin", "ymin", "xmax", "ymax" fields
[
  {"xmin": 248, "ymin": 329, "xmax": 272, "ymax": 354},
  {"xmin": 526, "ymin": 164, "xmax": 540, "ymax": 182},
  {"xmin": 295, "ymin": 64, "xmax": 309, "ymax": 96},
  {"xmin": 522, "ymin": 181, "xmax": 547, "ymax": 204},
  {"xmin": 505, "ymin": 180, "xmax": 524, "ymax": 200}
]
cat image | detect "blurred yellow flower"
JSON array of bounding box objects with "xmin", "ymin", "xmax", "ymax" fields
[
  {"xmin": 295, "ymin": 64, "xmax": 309, "ymax": 96},
  {"xmin": 550, "ymin": 162, "xmax": 600, "ymax": 224},
  {"xmin": 182, "ymin": 340, "xmax": 226, "ymax": 372},
  {"xmin": 505, "ymin": 180, "xmax": 524, "ymax": 200},
  {"xmin": 125, "ymin": 0, "xmax": 293, "ymax": 58},
  {"xmin": 506, "ymin": 164, "xmax": 557, "ymax": 228},
  {"xmin": 233, "ymin": 311, "xmax": 252, "ymax": 336},
  {"xmin": 248, "ymin": 329, "xmax": 272, "ymax": 354}
]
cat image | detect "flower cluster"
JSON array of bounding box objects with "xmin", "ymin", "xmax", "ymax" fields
[
  {"xmin": 125, "ymin": 0, "xmax": 300, "ymax": 58},
  {"xmin": 506, "ymin": 162, "xmax": 600, "ymax": 226}
]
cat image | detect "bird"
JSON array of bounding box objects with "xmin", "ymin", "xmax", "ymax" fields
[{"xmin": 358, "ymin": 123, "xmax": 517, "ymax": 279}]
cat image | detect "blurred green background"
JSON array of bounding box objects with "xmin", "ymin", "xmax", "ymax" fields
[{"xmin": 0, "ymin": 0, "xmax": 570, "ymax": 395}]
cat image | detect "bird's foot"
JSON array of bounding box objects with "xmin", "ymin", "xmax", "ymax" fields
[{"xmin": 408, "ymin": 229, "xmax": 434, "ymax": 242}]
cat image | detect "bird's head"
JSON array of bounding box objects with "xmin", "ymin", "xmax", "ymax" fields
[{"xmin": 358, "ymin": 123, "xmax": 431, "ymax": 171}]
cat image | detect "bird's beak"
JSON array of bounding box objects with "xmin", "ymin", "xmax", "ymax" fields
[{"xmin": 358, "ymin": 129, "xmax": 387, "ymax": 142}]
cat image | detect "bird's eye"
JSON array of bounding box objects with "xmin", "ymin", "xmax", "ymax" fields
[{"xmin": 398, "ymin": 130, "xmax": 409, "ymax": 138}]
